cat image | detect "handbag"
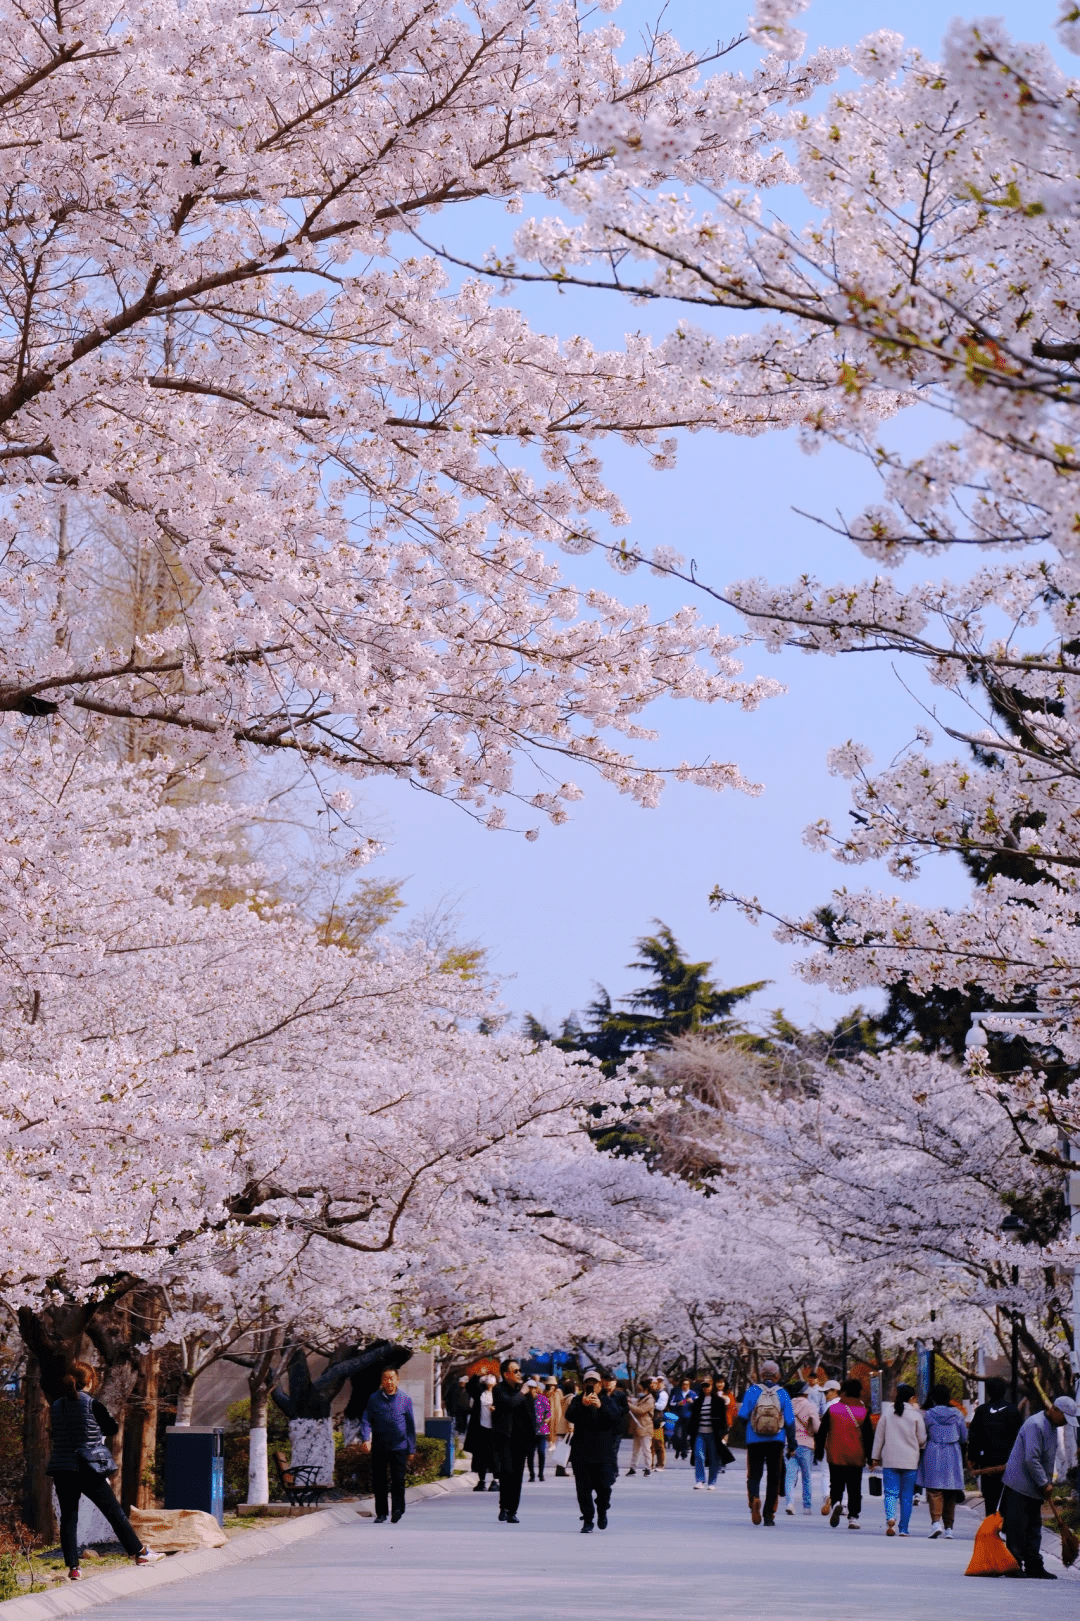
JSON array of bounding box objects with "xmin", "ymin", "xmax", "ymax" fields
[
  {"xmin": 868, "ymin": 1474, "xmax": 883, "ymax": 1497},
  {"xmin": 77, "ymin": 1438, "xmax": 119, "ymax": 1475}
]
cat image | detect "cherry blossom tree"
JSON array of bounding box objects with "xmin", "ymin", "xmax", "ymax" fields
[
  {"xmin": 0, "ymin": 0, "xmax": 833, "ymax": 833},
  {"xmin": 0, "ymin": 728, "xmax": 716, "ymax": 1522},
  {"xmin": 463, "ymin": 1, "xmax": 1080, "ymax": 1377}
]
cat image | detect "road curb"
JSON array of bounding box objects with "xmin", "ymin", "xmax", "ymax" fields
[{"xmin": 0, "ymin": 1471, "xmax": 478, "ymax": 1619}]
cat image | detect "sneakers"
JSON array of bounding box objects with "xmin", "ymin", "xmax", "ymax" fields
[
  {"xmin": 1024, "ymin": 1567, "xmax": 1058, "ymax": 1579},
  {"xmin": 751, "ymin": 1497, "xmax": 762, "ymax": 1526},
  {"xmin": 847, "ymin": 1518, "xmax": 860, "ymax": 1531},
  {"xmin": 707, "ymin": 1485, "xmax": 716, "ymax": 1492},
  {"xmin": 785, "ymin": 1502, "xmax": 795, "ymax": 1515},
  {"xmin": 821, "ymin": 1497, "xmax": 832, "ymax": 1516},
  {"xmin": 803, "ymin": 1506, "xmax": 812, "ymax": 1516},
  {"xmin": 136, "ymin": 1549, "xmax": 165, "ymax": 1566},
  {"xmin": 498, "ymin": 1510, "xmax": 508, "ymax": 1522},
  {"xmin": 67, "ymin": 1569, "xmax": 82, "ymax": 1582},
  {"xmin": 555, "ymin": 1465, "xmax": 567, "ymax": 1477},
  {"xmin": 505, "ymin": 1515, "xmax": 520, "ymax": 1524},
  {"xmin": 898, "ymin": 1531, "xmax": 910, "ymax": 1537},
  {"xmin": 581, "ymin": 1521, "xmax": 594, "ymax": 1534},
  {"xmin": 886, "ymin": 1519, "xmax": 896, "ymax": 1537},
  {"xmin": 597, "ymin": 1511, "xmax": 608, "ymax": 1530},
  {"xmin": 929, "ymin": 1521, "xmax": 944, "ymax": 1540},
  {"xmin": 693, "ymin": 1482, "xmax": 704, "ymax": 1490},
  {"xmin": 374, "ymin": 1515, "xmax": 388, "ymax": 1524},
  {"xmin": 643, "ymin": 1470, "xmax": 651, "ymax": 1478},
  {"xmin": 390, "ymin": 1511, "xmax": 404, "ymax": 1524},
  {"xmin": 472, "ymin": 1482, "xmax": 487, "ymax": 1493},
  {"xmin": 830, "ymin": 1503, "xmax": 844, "ymax": 1528},
  {"xmin": 488, "ymin": 1481, "xmax": 499, "ymax": 1492},
  {"xmin": 626, "ymin": 1468, "xmax": 636, "ymax": 1477},
  {"xmin": 943, "ymin": 1528, "xmax": 953, "ymax": 1540}
]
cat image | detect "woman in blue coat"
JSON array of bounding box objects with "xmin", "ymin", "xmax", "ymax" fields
[{"xmin": 916, "ymin": 1383, "xmax": 968, "ymax": 1539}]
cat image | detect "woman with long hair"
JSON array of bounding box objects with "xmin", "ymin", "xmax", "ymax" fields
[
  {"xmin": 46, "ymin": 1362, "xmax": 164, "ymax": 1582},
  {"xmin": 870, "ymin": 1383, "xmax": 927, "ymax": 1537}
]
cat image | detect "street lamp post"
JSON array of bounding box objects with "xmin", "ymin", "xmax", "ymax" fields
[{"xmin": 1001, "ymin": 1213, "xmax": 1026, "ymax": 1404}]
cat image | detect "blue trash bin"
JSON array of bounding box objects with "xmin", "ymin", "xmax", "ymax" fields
[
  {"xmin": 164, "ymin": 1427, "xmax": 225, "ymax": 1525},
  {"xmin": 424, "ymin": 1417, "xmax": 454, "ymax": 1478}
]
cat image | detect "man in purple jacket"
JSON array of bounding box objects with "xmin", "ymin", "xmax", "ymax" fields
[{"xmin": 359, "ymin": 1366, "xmax": 417, "ymax": 1524}]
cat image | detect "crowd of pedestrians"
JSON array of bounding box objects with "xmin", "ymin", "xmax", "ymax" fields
[
  {"xmin": 447, "ymin": 1358, "xmax": 1080, "ymax": 1570},
  {"xmin": 41, "ymin": 1347, "xmax": 1080, "ymax": 1582}
]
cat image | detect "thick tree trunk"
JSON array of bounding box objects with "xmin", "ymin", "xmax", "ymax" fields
[
  {"xmin": 288, "ymin": 1418, "xmax": 334, "ymax": 1486},
  {"xmin": 247, "ymin": 1386, "xmax": 270, "ymax": 1505},
  {"xmin": 174, "ymin": 1375, "xmax": 196, "ymax": 1428},
  {"xmin": 121, "ymin": 1292, "xmax": 165, "ymax": 1508},
  {"xmin": 21, "ymin": 1356, "xmax": 57, "ymax": 1542}
]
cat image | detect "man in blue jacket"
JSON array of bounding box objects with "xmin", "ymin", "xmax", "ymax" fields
[
  {"xmin": 1001, "ymin": 1395, "xmax": 1078, "ymax": 1578},
  {"xmin": 359, "ymin": 1365, "xmax": 417, "ymax": 1524},
  {"xmin": 737, "ymin": 1361, "xmax": 796, "ymax": 1527}
]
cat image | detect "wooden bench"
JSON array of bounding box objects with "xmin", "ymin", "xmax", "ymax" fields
[{"xmin": 273, "ymin": 1450, "xmax": 333, "ymax": 1508}]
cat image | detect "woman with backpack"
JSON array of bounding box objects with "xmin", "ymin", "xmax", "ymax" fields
[
  {"xmin": 870, "ymin": 1383, "xmax": 926, "ymax": 1536},
  {"xmin": 737, "ymin": 1360, "xmax": 796, "ymax": 1526},
  {"xmin": 814, "ymin": 1377, "xmax": 873, "ymax": 1530},
  {"xmin": 917, "ymin": 1383, "xmax": 968, "ymax": 1539},
  {"xmin": 46, "ymin": 1363, "xmax": 164, "ymax": 1582}
]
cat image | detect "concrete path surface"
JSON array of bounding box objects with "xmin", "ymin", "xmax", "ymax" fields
[{"xmin": 79, "ymin": 1447, "xmax": 1079, "ymax": 1621}]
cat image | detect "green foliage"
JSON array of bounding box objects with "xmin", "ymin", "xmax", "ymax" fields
[
  {"xmin": 527, "ymin": 921, "xmax": 765, "ymax": 1077},
  {"xmin": 0, "ymin": 1553, "xmax": 17, "ymax": 1602}
]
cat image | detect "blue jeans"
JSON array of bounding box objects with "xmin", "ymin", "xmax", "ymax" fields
[
  {"xmin": 882, "ymin": 1467, "xmax": 917, "ymax": 1533},
  {"xmin": 694, "ymin": 1434, "xmax": 720, "ymax": 1485},
  {"xmin": 785, "ymin": 1445, "xmax": 813, "ymax": 1508}
]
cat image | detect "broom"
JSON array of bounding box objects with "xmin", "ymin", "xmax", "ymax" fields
[{"xmin": 1048, "ymin": 1498, "xmax": 1080, "ymax": 1568}]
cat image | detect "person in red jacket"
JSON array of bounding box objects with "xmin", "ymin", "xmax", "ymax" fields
[{"xmin": 814, "ymin": 1378, "xmax": 874, "ymax": 1530}]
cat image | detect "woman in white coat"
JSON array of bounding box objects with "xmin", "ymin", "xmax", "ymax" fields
[{"xmin": 870, "ymin": 1384, "xmax": 927, "ymax": 1537}]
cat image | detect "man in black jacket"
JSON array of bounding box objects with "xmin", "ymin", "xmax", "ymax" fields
[
  {"xmin": 969, "ymin": 1377, "xmax": 1024, "ymax": 1516},
  {"xmin": 492, "ymin": 1358, "xmax": 534, "ymax": 1523},
  {"xmin": 567, "ymin": 1371, "xmax": 618, "ymax": 1532},
  {"xmin": 599, "ymin": 1370, "xmax": 629, "ymax": 1487}
]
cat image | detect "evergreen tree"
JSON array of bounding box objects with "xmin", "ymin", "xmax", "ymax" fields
[{"xmin": 527, "ymin": 922, "xmax": 764, "ymax": 1076}]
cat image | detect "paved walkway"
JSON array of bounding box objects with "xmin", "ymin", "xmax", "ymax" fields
[{"xmin": 85, "ymin": 1449, "xmax": 1078, "ymax": 1620}]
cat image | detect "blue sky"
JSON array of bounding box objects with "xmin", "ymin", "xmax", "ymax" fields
[{"xmin": 357, "ymin": 0, "xmax": 1064, "ymax": 1036}]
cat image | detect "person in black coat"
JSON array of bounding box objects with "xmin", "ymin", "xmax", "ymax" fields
[
  {"xmin": 599, "ymin": 1370, "xmax": 629, "ymax": 1487},
  {"xmin": 969, "ymin": 1377, "xmax": 1024, "ymax": 1516},
  {"xmin": 687, "ymin": 1376, "xmax": 735, "ymax": 1487},
  {"xmin": 492, "ymin": 1358, "xmax": 535, "ymax": 1522},
  {"xmin": 46, "ymin": 1364, "xmax": 164, "ymax": 1581},
  {"xmin": 566, "ymin": 1372, "xmax": 618, "ymax": 1532},
  {"xmin": 463, "ymin": 1374, "xmax": 499, "ymax": 1492}
]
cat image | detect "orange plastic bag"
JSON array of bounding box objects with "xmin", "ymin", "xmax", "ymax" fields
[{"xmin": 965, "ymin": 1512, "xmax": 1020, "ymax": 1577}]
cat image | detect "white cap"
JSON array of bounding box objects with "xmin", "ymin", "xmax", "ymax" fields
[
  {"xmin": 582, "ymin": 1368, "xmax": 601, "ymax": 1382},
  {"xmin": 1053, "ymin": 1395, "xmax": 1079, "ymax": 1427}
]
